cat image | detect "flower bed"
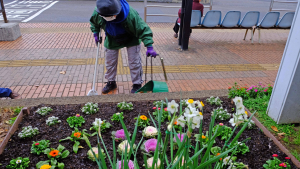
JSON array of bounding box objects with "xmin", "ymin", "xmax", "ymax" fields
[{"xmin": 0, "ymin": 97, "xmax": 297, "ymax": 168}]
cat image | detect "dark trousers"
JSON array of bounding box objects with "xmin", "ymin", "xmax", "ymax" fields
[
  {"xmin": 173, "ymin": 18, "xmax": 192, "ymax": 34},
  {"xmin": 0, "ymin": 88, "xmax": 12, "ymax": 97}
]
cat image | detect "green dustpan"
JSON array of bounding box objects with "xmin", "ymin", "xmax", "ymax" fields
[
  {"xmin": 136, "ymin": 57, "xmax": 168, "ymax": 93},
  {"xmin": 136, "ymin": 80, "xmax": 169, "ymax": 93}
]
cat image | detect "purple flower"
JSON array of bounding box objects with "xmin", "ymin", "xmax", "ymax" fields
[
  {"xmin": 118, "ymin": 160, "xmax": 134, "ymax": 169},
  {"xmin": 264, "ymin": 89, "xmax": 268, "ymax": 92},
  {"xmin": 254, "ymin": 89, "xmax": 258, "ymax": 92},
  {"xmin": 144, "ymin": 139, "xmax": 157, "ymax": 153},
  {"xmin": 173, "ymin": 133, "xmax": 185, "ymax": 142},
  {"xmin": 115, "ymin": 129, "xmax": 126, "ymax": 140}
]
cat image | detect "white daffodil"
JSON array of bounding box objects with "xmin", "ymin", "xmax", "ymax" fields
[
  {"xmin": 93, "ymin": 118, "xmax": 103, "ymax": 127},
  {"xmin": 167, "ymin": 100, "xmax": 179, "ymax": 114},
  {"xmin": 223, "ymin": 156, "xmax": 232, "ymax": 165},
  {"xmin": 192, "ymin": 116, "xmax": 201, "ymax": 129},
  {"xmin": 176, "ymin": 115, "xmax": 186, "ymax": 127},
  {"xmin": 195, "ymin": 100, "xmax": 203, "ymax": 110},
  {"xmin": 184, "ymin": 107, "xmax": 197, "ymax": 119},
  {"xmin": 16, "ymin": 160, "xmax": 22, "ymax": 164},
  {"xmin": 186, "ymin": 99, "xmax": 196, "ymax": 108},
  {"xmin": 233, "ymin": 97, "xmax": 243, "ymax": 108}
]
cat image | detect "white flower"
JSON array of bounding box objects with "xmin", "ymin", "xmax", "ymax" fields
[
  {"xmin": 167, "ymin": 100, "xmax": 179, "ymax": 114},
  {"xmin": 175, "ymin": 115, "xmax": 186, "ymax": 127},
  {"xmin": 195, "ymin": 100, "xmax": 203, "ymax": 110},
  {"xmin": 186, "ymin": 99, "xmax": 196, "ymax": 108},
  {"xmin": 184, "ymin": 107, "xmax": 197, "ymax": 119},
  {"xmin": 192, "ymin": 116, "xmax": 201, "ymax": 129},
  {"xmin": 118, "ymin": 140, "xmax": 135, "ymax": 155},
  {"xmin": 147, "ymin": 157, "xmax": 161, "ymax": 169},
  {"xmin": 223, "ymin": 156, "xmax": 232, "ymax": 165},
  {"xmin": 16, "ymin": 160, "xmax": 22, "ymax": 164},
  {"xmin": 227, "ymin": 163, "xmax": 237, "ymax": 169},
  {"xmin": 233, "ymin": 97, "xmax": 243, "ymax": 108},
  {"xmin": 93, "ymin": 118, "xmax": 103, "ymax": 127},
  {"xmin": 167, "ymin": 124, "xmax": 172, "ymax": 131},
  {"xmin": 116, "ymin": 113, "xmax": 120, "ymax": 115},
  {"xmin": 143, "ymin": 126, "xmax": 158, "ymax": 137}
]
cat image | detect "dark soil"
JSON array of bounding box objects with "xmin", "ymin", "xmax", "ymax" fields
[{"xmin": 0, "ymin": 97, "xmax": 297, "ymax": 169}]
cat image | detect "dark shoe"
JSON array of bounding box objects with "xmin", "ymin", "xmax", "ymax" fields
[
  {"xmin": 131, "ymin": 84, "xmax": 142, "ymax": 93},
  {"xmin": 174, "ymin": 33, "xmax": 178, "ymax": 38},
  {"xmin": 9, "ymin": 91, "xmax": 21, "ymax": 99},
  {"xmin": 102, "ymin": 81, "xmax": 117, "ymax": 94}
]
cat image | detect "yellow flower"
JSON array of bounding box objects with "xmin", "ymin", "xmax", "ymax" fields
[
  {"xmin": 199, "ymin": 112, "xmax": 203, "ymax": 116},
  {"xmin": 40, "ymin": 164, "xmax": 51, "ymax": 169},
  {"xmin": 202, "ymin": 135, "xmax": 206, "ymax": 139},
  {"xmin": 245, "ymin": 111, "xmax": 248, "ymax": 115},
  {"xmin": 140, "ymin": 115, "xmax": 147, "ymax": 121},
  {"xmin": 188, "ymin": 99, "xmax": 194, "ymax": 104},
  {"xmin": 200, "ymin": 101, "xmax": 205, "ymax": 107}
]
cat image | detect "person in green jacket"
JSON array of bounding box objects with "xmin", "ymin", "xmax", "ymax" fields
[{"xmin": 90, "ymin": 0, "xmax": 157, "ymax": 94}]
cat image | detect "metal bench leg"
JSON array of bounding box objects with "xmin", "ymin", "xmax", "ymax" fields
[
  {"xmin": 259, "ymin": 29, "xmax": 261, "ymax": 43},
  {"xmin": 250, "ymin": 28, "xmax": 256, "ymax": 41},
  {"xmin": 251, "ymin": 28, "xmax": 254, "ymax": 44},
  {"xmin": 243, "ymin": 29, "xmax": 248, "ymax": 40}
]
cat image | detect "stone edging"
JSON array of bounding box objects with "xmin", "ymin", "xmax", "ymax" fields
[
  {"xmin": 247, "ymin": 109, "xmax": 300, "ymax": 168},
  {"xmin": 0, "ymin": 107, "xmax": 29, "ymax": 154}
]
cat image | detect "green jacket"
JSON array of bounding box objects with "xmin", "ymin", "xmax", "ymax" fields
[{"xmin": 90, "ymin": 7, "xmax": 154, "ymax": 50}]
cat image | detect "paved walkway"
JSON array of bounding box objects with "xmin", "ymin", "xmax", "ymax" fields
[{"xmin": 0, "ymin": 23, "xmax": 287, "ymax": 98}]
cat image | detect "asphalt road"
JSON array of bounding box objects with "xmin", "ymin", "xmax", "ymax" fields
[{"xmin": 1, "ymin": 0, "xmax": 297, "ymax": 23}]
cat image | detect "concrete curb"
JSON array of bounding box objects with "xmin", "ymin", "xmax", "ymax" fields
[
  {"xmin": 0, "ymin": 90, "xmax": 228, "ymax": 107},
  {"xmin": 247, "ymin": 110, "xmax": 300, "ymax": 168}
]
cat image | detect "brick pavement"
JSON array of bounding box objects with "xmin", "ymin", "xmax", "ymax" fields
[{"xmin": 0, "ymin": 23, "xmax": 288, "ymax": 99}]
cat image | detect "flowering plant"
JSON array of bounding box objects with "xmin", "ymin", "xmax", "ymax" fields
[
  {"xmin": 228, "ymin": 82, "xmax": 273, "ymax": 99},
  {"xmin": 31, "ymin": 140, "xmax": 50, "ymax": 155},
  {"xmin": 142, "ymin": 126, "xmax": 158, "ymax": 138},
  {"xmin": 153, "ymin": 100, "xmax": 167, "ymax": 108},
  {"xmin": 213, "ymin": 123, "xmax": 233, "ymax": 140},
  {"xmin": 263, "ymin": 155, "xmax": 291, "ymax": 169},
  {"xmin": 90, "ymin": 118, "xmax": 112, "ymax": 135},
  {"xmin": 82, "ymin": 102, "xmax": 99, "ymax": 114},
  {"xmin": 87, "ymin": 147, "xmax": 106, "ymax": 161},
  {"xmin": 59, "ymin": 128, "xmax": 90, "ymax": 153},
  {"xmin": 111, "ymin": 112, "xmax": 124, "ymax": 122},
  {"xmin": 18, "ymin": 126, "xmax": 39, "ymax": 139},
  {"xmin": 36, "ymin": 107, "xmax": 52, "ymax": 116},
  {"xmin": 117, "ymin": 140, "xmax": 136, "ymax": 155},
  {"xmin": 206, "ymin": 96, "xmax": 223, "ymax": 106},
  {"xmin": 66, "ymin": 114, "xmax": 85, "ymax": 128},
  {"xmin": 212, "ymin": 107, "xmax": 231, "ymax": 120},
  {"xmin": 117, "ymin": 101, "xmax": 133, "ymax": 111},
  {"xmin": 118, "ymin": 160, "xmax": 134, "ymax": 169},
  {"xmin": 226, "ymin": 141, "xmax": 250, "ymax": 155},
  {"xmin": 134, "ymin": 115, "xmax": 150, "ymax": 128},
  {"xmin": 46, "ymin": 116, "xmax": 61, "ymax": 126},
  {"xmin": 153, "ymin": 106, "xmax": 169, "ymax": 122},
  {"xmin": 140, "ymin": 138, "xmax": 159, "ymax": 155},
  {"xmin": 5, "ymin": 157, "xmax": 30, "ymax": 169},
  {"xmin": 146, "ymin": 157, "xmax": 161, "ymax": 169},
  {"xmin": 111, "ymin": 129, "xmax": 130, "ymax": 141},
  {"xmin": 36, "ymin": 144, "xmax": 69, "ymax": 169}
]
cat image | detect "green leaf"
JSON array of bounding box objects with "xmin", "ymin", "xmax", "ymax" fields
[
  {"xmin": 57, "ymin": 144, "xmax": 65, "ymax": 152},
  {"xmin": 73, "ymin": 141, "xmax": 80, "ymax": 153},
  {"xmin": 36, "ymin": 160, "xmax": 50, "ymax": 169},
  {"xmin": 60, "ymin": 150, "xmax": 70, "ymax": 159},
  {"xmin": 58, "ymin": 162, "xmax": 65, "ymax": 169},
  {"xmin": 59, "ymin": 137, "xmax": 72, "ymax": 142},
  {"xmin": 50, "ymin": 159, "xmax": 57, "ymax": 166}
]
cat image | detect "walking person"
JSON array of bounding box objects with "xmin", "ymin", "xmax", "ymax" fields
[
  {"xmin": 90, "ymin": 0, "xmax": 157, "ymax": 94},
  {"xmin": 0, "ymin": 88, "xmax": 20, "ymax": 99},
  {"xmin": 173, "ymin": 0, "xmax": 204, "ymax": 38}
]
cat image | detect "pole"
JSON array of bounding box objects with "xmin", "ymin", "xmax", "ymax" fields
[
  {"xmin": 181, "ymin": 0, "xmax": 193, "ymax": 50},
  {"xmin": 178, "ymin": 0, "xmax": 186, "ymax": 46},
  {"xmin": 0, "ymin": 0, "xmax": 8, "ymax": 23},
  {"xmin": 144, "ymin": 0, "xmax": 147, "ymax": 22}
]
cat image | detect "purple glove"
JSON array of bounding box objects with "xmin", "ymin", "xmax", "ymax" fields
[
  {"xmin": 94, "ymin": 33, "xmax": 99, "ymax": 46},
  {"xmin": 146, "ymin": 46, "xmax": 157, "ymax": 58}
]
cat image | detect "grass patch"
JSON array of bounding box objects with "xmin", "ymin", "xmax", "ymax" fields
[{"xmin": 228, "ymin": 83, "xmax": 300, "ymax": 162}]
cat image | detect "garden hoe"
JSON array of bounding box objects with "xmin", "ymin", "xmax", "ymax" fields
[{"xmin": 87, "ymin": 29, "xmax": 104, "ymax": 96}]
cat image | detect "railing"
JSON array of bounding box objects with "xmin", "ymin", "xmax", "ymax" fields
[
  {"xmin": 0, "ymin": 0, "xmax": 8, "ymax": 23},
  {"xmin": 269, "ymin": 0, "xmax": 298, "ymax": 12},
  {"xmin": 144, "ymin": 0, "xmax": 212, "ymax": 22}
]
